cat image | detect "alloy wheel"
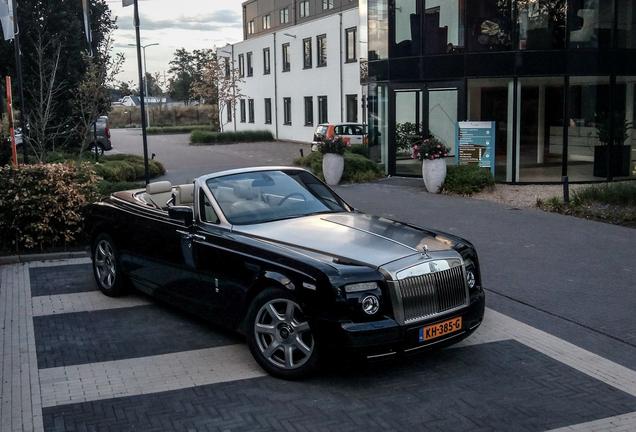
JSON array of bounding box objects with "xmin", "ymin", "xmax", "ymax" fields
[{"xmin": 253, "ymin": 298, "xmax": 315, "ymax": 370}]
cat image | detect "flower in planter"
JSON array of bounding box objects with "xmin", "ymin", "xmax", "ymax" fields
[
  {"xmin": 411, "ymin": 136, "xmax": 451, "ymax": 160},
  {"xmin": 318, "ymin": 135, "xmax": 349, "ymax": 155}
]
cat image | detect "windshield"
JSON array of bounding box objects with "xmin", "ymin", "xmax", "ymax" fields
[{"xmin": 206, "ymin": 169, "xmax": 350, "ymax": 225}]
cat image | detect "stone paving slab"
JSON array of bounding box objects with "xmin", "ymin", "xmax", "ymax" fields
[
  {"xmin": 29, "ymin": 263, "xmax": 95, "ymax": 297},
  {"xmin": 34, "ymin": 305, "xmax": 243, "ymax": 369},
  {"xmin": 32, "ymin": 291, "xmax": 152, "ymax": 317}
]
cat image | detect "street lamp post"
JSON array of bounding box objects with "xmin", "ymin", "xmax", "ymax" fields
[
  {"xmin": 129, "ymin": 42, "xmax": 158, "ymax": 127},
  {"xmin": 124, "ymin": 111, "xmax": 131, "ymax": 127}
]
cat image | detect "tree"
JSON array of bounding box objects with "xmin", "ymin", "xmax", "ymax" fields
[
  {"xmin": 190, "ymin": 55, "xmax": 244, "ymax": 132},
  {"xmin": 0, "ymin": 0, "xmax": 117, "ymax": 153},
  {"xmin": 74, "ymin": 30, "xmax": 124, "ymax": 160},
  {"xmin": 168, "ymin": 48, "xmax": 215, "ymax": 104}
]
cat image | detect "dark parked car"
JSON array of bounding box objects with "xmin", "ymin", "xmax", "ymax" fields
[
  {"xmin": 84, "ymin": 167, "xmax": 485, "ymax": 379},
  {"xmin": 10, "ymin": 116, "xmax": 112, "ymax": 154}
]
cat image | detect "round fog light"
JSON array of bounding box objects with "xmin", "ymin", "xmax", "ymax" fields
[
  {"xmin": 466, "ymin": 270, "xmax": 476, "ymax": 289},
  {"xmin": 361, "ymin": 295, "xmax": 380, "ymax": 315}
]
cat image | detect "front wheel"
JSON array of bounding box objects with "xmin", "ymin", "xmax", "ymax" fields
[
  {"xmin": 92, "ymin": 234, "xmax": 128, "ymax": 297},
  {"xmin": 246, "ymin": 288, "xmax": 318, "ymax": 380}
]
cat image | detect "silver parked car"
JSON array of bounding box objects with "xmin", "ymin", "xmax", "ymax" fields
[{"xmin": 85, "ymin": 116, "xmax": 112, "ymax": 155}]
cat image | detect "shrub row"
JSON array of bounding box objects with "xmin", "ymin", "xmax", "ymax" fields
[
  {"xmin": 190, "ymin": 130, "xmax": 274, "ymax": 144},
  {"xmin": 90, "ymin": 154, "xmax": 165, "ymax": 183},
  {"xmin": 441, "ymin": 164, "xmax": 495, "ymax": 196},
  {"xmin": 0, "ymin": 163, "xmax": 100, "ymax": 252},
  {"xmin": 147, "ymin": 125, "xmax": 218, "ymax": 135},
  {"xmin": 293, "ymin": 151, "xmax": 382, "ymax": 183}
]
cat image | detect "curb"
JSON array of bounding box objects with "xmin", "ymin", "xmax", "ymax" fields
[{"xmin": 0, "ymin": 250, "xmax": 89, "ymax": 266}]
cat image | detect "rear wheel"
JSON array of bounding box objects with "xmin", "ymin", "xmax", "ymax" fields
[
  {"xmin": 88, "ymin": 143, "xmax": 105, "ymax": 155},
  {"xmin": 92, "ymin": 234, "xmax": 128, "ymax": 297},
  {"xmin": 246, "ymin": 288, "xmax": 318, "ymax": 380}
]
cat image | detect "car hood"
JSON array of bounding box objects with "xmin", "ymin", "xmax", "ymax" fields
[{"xmin": 233, "ymin": 212, "xmax": 454, "ymax": 268}]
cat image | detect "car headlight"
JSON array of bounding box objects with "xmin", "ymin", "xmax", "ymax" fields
[
  {"xmin": 344, "ymin": 282, "xmax": 379, "ymax": 293},
  {"xmin": 361, "ymin": 295, "xmax": 380, "ymax": 315}
]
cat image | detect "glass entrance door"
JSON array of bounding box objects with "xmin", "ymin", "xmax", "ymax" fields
[{"xmin": 392, "ymin": 83, "xmax": 460, "ymax": 176}]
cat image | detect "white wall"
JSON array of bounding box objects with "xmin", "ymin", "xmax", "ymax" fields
[{"xmin": 226, "ymin": 8, "xmax": 363, "ymax": 143}]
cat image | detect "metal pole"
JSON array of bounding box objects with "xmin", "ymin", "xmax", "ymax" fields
[
  {"xmin": 11, "ymin": 0, "xmax": 28, "ymax": 163},
  {"xmin": 143, "ymin": 47, "xmax": 150, "ymax": 127},
  {"xmin": 133, "ymin": 0, "xmax": 150, "ymax": 185}
]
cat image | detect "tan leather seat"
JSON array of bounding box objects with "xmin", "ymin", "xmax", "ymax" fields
[
  {"xmin": 174, "ymin": 184, "xmax": 195, "ymax": 206},
  {"xmin": 146, "ymin": 181, "xmax": 172, "ymax": 209}
]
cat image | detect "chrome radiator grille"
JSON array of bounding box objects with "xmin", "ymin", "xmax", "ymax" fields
[{"xmin": 395, "ymin": 265, "xmax": 468, "ymax": 324}]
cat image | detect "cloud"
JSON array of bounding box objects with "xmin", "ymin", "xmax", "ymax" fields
[{"xmin": 116, "ymin": 9, "xmax": 241, "ymax": 32}]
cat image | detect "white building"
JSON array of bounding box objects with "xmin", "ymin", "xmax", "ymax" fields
[{"xmin": 221, "ymin": 2, "xmax": 365, "ymax": 143}]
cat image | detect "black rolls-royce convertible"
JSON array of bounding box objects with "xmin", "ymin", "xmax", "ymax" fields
[{"xmin": 84, "ymin": 167, "xmax": 485, "ymax": 379}]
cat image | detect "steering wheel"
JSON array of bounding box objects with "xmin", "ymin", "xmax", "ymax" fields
[{"xmin": 277, "ymin": 192, "xmax": 307, "ymax": 206}]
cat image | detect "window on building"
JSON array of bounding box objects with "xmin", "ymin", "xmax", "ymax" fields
[
  {"xmin": 248, "ymin": 20, "xmax": 254, "ymax": 35},
  {"xmin": 303, "ymin": 38, "xmax": 312, "ymax": 68},
  {"xmin": 318, "ymin": 96, "xmax": 328, "ymax": 123},
  {"xmin": 283, "ymin": 97, "xmax": 292, "ymax": 125},
  {"xmin": 226, "ymin": 100, "xmax": 232, "ymax": 122},
  {"xmin": 248, "ymin": 99, "xmax": 255, "ymax": 123},
  {"xmin": 262, "ymin": 14, "xmax": 270, "ymax": 30},
  {"xmin": 317, "ymin": 34, "xmax": 327, "ymax": 67},
  {"xmin": 304, "ymin": 97, "xmax": 313, "ymax": 125},
  {"xmin": 346, "ymin": 94, "xmax": 358, "ymax": 122},
  {"xmin": 345, "ymin": 27, "xmax": 357, "ymax": 62},
  {"xmin": 238, "ymin": 54, "xmax": 244, "ymax": 77},
  {"xmin": 240, "ymin": 99, "xmax": 246, "ymax": 122},
  {"xmin": 224, "ymin": 57, "xmax": 230, "ymax": 77},
  {"xmin": 263, "ymin": 48, "xmax": 270, "ymax": 74},
  {"xmin": 322, "ymin": 0, "xmax": 333, "ymax": 10},
  {"xmin": 282, "ymin": 43, "xmax": 290, "ymax": 72},
  {"xmin": 280, "ymin": 7, "xmax": 289, "ymax": 24},
  {"xmin": 246, "ymin": 52, "xmax": 253, "ymax": 77},
  {"xmin": 264, "ymin": 98, "xmax": 272, "ymax": 124},
  {"xmin": 299, "ymin": 1, "xmax": 309, "ymax": 18}
]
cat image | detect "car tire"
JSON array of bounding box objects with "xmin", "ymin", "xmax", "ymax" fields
[
  {"xmin": 92, "ymin": 233, "xmax": 128, "ymax": 297},
  {"xmin": 246, "ymin": 288, "xmax": 318, "ymax": 380},
  {"xmin": 88, "ymin": 144, "xmax": 105, "ymax": 155}
]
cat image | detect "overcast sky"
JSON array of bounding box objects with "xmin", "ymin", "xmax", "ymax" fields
[{"xmin": 106, "ymin": 0, "xmax": 244, "ymax": 86}]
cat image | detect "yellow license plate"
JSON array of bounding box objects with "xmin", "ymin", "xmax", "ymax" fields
[{"xmin": 419, "ymin": 317, "xmax": 462, "ymax": 342}]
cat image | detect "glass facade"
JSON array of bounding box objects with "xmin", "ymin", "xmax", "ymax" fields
[{"xmin": 368, "ymin": 0, "xmax": 636, "ymax": 182}]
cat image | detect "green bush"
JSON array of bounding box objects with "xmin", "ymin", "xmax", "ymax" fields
[
  {"xmin": 571, "ymin": 182, "xmax": 636, "ymax": 207},
  {"xmin": 441, "ymin": 165, "xmax": 495, "ymax": 196},
  {"xmin": 293, "ymin": 151, "xmax": 382, "ymax": 183},
  {"xmin": 90, "ymin": 154, "xmax": 165, "ymax": 182},
  {"xmin": 0, "ymin": 162, "xmax": 100, "ymax": 252},
  {"xmin": 147, "ymin": 125, "xmax": 217, "ymax": 135},
  {"xmin": 348, "ymin": 145, "xmax": 367, "ymax": 157},
  {"xmin": 190, "ymin": 130, "xmax": 275, "ymax": 144}
]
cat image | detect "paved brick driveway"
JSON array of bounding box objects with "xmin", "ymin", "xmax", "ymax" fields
[{"xmin": 1, "ymin": 257, "xmax": 636, "ymax": 432}]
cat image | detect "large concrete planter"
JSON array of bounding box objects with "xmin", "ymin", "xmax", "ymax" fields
[
  {"xmin": 323, "ymin": 153, "xmax": 344, "ymax": 185},
  {"xmin": 422, "ymin": 158, "xmax": 447, "ymax": 193}
]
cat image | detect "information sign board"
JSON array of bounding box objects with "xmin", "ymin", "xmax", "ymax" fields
[{"xmin": 455, "ymin": 121, "xmax": 496, "ymax": 175}]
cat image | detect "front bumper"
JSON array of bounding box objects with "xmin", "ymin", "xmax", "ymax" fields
[{"xmin": 312, "ymin": 288, "xmax": 485, "ymax": 359}]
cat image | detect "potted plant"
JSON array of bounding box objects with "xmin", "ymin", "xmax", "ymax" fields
[
  {"xmin": 412, "ymin": 135, "xmax": 451, "ymax": 193},
  {"xmin": 593, "ymin": 112, "xmax": 633, "ymax": 177},
  {"xmin": 318, "ymin": 135, "xmax": 349, "ymax": 185}
]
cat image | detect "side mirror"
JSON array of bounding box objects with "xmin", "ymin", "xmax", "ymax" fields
[{"xmin": 168, "ymin": 206, "xmax": 194, "ymax": 227}]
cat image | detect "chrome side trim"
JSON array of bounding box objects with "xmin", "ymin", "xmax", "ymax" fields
[{"xmin": 366, "ymin": 351, "xmax": 398, "ymax": 360}]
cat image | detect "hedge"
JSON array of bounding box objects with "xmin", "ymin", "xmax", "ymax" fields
[
  {"xmin": 90, "ymin": 154, "xmax": 166, "ymax": 183},
  {"xmin": 0, "ymin": 163, "xmax": 100, "ymax": 252},
  {"xmin": 441, "ymin": 164, "xmax": 495, "ymax": 196},
  {"xmin": 190, "ymin": 130, "xmax": 275, "ymax": 144},
  {"xmin": 147, "ymin": 125, "xmax": 217, "ymax": 135}
]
